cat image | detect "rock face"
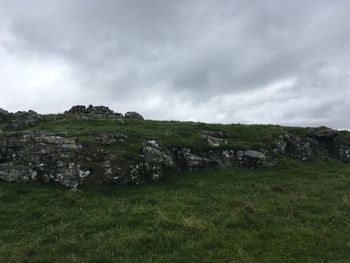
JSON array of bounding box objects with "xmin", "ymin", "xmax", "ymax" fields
[
  {"xmin": 0, "ymin": 132, "xmax": 89, "ymax": 187},
  {"xmin": 124, "ymin": 112, "xmax": 144, "ymax": 120},
  {"xmin": 0, "ymin": 119, "xmax": 349, "ymax": 188},
  {"xmin": 141, "ymin": 141, "xmax": 275, "ymax": 172},
  {"xmin": 65, "ymin": 105, "xmax": 123, "ymax": 120},
  {"xmin": 0, "ymin": 132, "xmax": 137, "ymax": 187},
  {"xmin": 180, "ymin": 148, "xmax": 216, "ymax": 171},
  {"xmin": 274, "ymin": 134, "xmax": 317, "ymax": 160},
  {"xmin": 7, "ymin": 110, "xmax": 42, "ymax": 129},
  {"xmin": 142, "ymin": 140, "xmax": 175, "ymax": 167}
]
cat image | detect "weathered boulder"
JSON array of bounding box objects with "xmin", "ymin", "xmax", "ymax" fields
[
  {"xmin": 274, "ymin": 139, "xmax": 288, "ymax": 154},
  {"xmin": 0, "ymin": 108, "xmax": 9, "ymax": 123},
  {"xmin": 124, "ymin": 112, "xmax": 144, "ymax": 120},
  {"xmin": 65, "ymin": 105, "xmax": 123, "ymax": 120},
  {"xmin": 236, "ymin": 149, "xmax": 275, "ymax": 168},
  {"xmin": 180, "ymin": 148, "xmax": 216, "ymax": 171},
  {"xmin": 142, "ymin": 140, "xmax": 175, "ymax": 167},
  {"xmin": 7, "ymin": 110, "xmax": 42, "ymax": 129}
]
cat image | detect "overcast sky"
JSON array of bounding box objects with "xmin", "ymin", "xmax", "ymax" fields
[{"xmin": 0, "ymin": 0, "xmax": 349, "ymax": 128}]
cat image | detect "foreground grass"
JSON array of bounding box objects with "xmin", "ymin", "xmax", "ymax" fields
[{"xmin": 1, "ymin": 157, "xmax": 350, "ymax": 262}]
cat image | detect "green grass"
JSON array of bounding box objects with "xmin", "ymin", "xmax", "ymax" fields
[
  {"xmin": 2, "ymin": 118, "xmax": 350, "ymax": 261},
  {"xmin": 3, "ymin": 116, "xmax": 350, "ymax": 160},
  {"xmin": 22, "ymin": 117, "xmax": 334, "ymax": 160},
  {"xmin": 1, "ymin": 157, "xmax": 350, "ymax": 262}
]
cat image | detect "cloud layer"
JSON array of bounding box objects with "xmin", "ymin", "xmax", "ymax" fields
[{"xmin": 0, "ymin": 0, "xmax": 349, "ymax": 128}]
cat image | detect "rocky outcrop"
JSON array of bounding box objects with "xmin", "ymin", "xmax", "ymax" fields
[
  {"xmin": 142, "ymin": 141, "xmax": 275, "ymax": 171},
  {"xmin": 0, "ymin": 132, "xmax": 90, "ymax": 187},
  {"xmin": 142, "ymin": 140, "xmax": 175, "ymax": 167},
  {"xmin": 7, "ymin": 110, "xmax": 42, "ymax": 129},
  {"xmin": 274, "ymin": 134, "xmax": 318, "ymax": 160},
  {"xmin": 0, "ymin": 120, "xmax": 349, "ymax": 189},
  {"xmin": 65, "ymin": 105, "xmax": 123, "ymax": 120},
  {"xmin": 124, "ymin": 112, "xmax": 144, "ymax": 120},
  {"xmin": 0, "ymin": 132, "xmax": 135, "ymax": 187}
]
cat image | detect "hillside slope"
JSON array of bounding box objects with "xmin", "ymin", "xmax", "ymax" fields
[
  {"xmin": 0, "ymin": 106, "xmax": 350, "ymax": 188},
  {"xmin": 0, "ymin": 106, "xmax": 350, "ymax": 262}
]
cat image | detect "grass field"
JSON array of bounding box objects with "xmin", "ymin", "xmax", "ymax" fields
[{"xmin": 1, "ymin": 156, "xmax": 350, "ymax": 262}]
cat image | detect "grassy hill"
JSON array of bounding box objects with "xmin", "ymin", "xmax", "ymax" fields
[
  {"xmin": 1, "ymin": 118, "xmax": 350, "ymax": 262},
  {"xmin": 30, "ymin": 116, "xmax": 350, "ymax": 159}
]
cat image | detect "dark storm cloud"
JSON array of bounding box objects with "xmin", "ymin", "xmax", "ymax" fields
[{"xmin": 0, "ymin": 0, "xmax": 349, "ymax": 128}]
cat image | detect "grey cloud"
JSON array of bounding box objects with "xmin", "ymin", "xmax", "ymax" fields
[{"xmin": 0, "ymin": 0, "xmax": 349, "ymax": 128}]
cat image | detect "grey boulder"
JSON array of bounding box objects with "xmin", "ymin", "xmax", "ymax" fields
[
  {"xmin": 142, "ymin": 140, "xmax": 175, "ymax": 167},
  {"xmin": 236, "ymin": 149, "xmax": 275, "ymax": 168}
]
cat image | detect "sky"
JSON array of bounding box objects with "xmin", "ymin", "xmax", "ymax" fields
[{"xmin": 0, "ymin": 0, "xmax": 349, "ymax": 129}]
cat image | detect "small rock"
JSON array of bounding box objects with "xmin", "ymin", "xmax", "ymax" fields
[
  {"xmin": 203, "ymin": 135, "xmax": 228, "ymax": 147},
  {"xmin": 243, "ymin": 150, "xmax": 266, "ymax": 160}
]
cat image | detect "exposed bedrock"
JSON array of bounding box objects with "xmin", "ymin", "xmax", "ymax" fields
[{"xmin": 0, "ymin": 127, "xmax": 349, "ymax": 188}]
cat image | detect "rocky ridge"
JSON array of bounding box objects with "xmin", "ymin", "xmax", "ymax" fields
[
  {"xmin": 0, "ymin": 105, "xmax": 145, "ymax": 130},
  {"xmin": 0, "ymin": 106, "xmax": 349, "ymax": 188}
]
